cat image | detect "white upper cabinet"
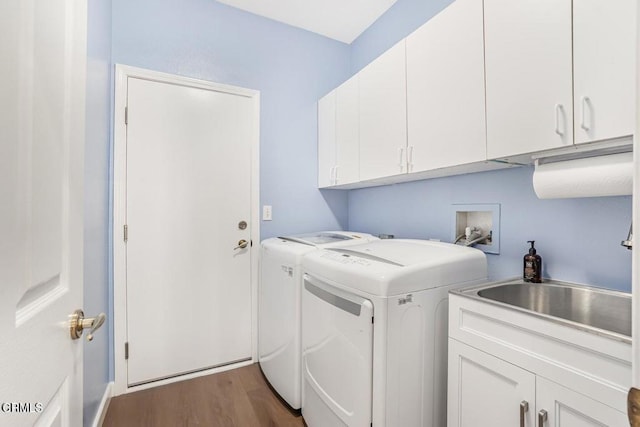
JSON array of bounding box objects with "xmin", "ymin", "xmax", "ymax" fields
[
  {"xmin": 358, "ymin": 40, "xmax": 408, "ymax": 181},
  {"xmin": 318, "ymin": 0, "xmax": 636, "ymax": 189},
  {"xmin": 317, "ymin": 77, "xmax": 360, "ymax": 188},
  {"xmin": 573, "ymin": 0, "xmax": 637, "ymax": 145},
  {"xmin": 318, "ymin": 90, "xmax": 337, "ymax": 188},
  {"xmin": 407, "ymin": 0, "xmax": 486, "ymax": 172},
  {"xmin": 485, "ymin": 0, "xmax": 574, "ymax": 160},
  {"xmin": 335, "ymin": 75, "xmax": 360, "ymax": 185}
]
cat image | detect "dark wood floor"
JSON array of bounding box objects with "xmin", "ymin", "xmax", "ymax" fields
[{"xmin": 103, "ymin": 363, "xmax": 305, "ymax": 427}]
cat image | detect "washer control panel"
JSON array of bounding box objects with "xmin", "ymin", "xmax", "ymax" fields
[{"xmin": 320, "ymin": 251, "xmax": 372, "ymax": 266}]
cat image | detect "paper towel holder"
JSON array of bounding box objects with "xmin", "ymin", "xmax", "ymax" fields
[
  {"xmin": 621, "ymin": 224, "xmax": 633, "ymax": 250},
  {"xmin": 532, "ymin": 142, "xmax": 632, "ymax": 166}
]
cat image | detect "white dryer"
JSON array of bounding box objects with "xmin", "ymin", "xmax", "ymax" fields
[
  {"xmin": 258, "ymin": 231, "xmax": 378, "ymax": 410},
  {"xmin": 301, "ymin": 239, "xmax": 487, "ymax": 427}
]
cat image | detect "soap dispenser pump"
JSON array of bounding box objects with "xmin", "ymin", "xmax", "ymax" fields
[{"xmin": 523, "ymin": 240, "xmax": 542, "ymax": 283}]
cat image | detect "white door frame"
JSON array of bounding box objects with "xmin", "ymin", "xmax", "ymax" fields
[
  {"xmin": 632, "ymin": 0, "xmax": 639, "ymax": 421},
  {"xmin": 112, "ymin": 64, "xmax": 260, "ymax": 395}
]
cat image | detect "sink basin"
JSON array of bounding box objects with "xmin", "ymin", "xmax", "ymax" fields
[{"xmin": 471, "ymin": 281, "xmax": 631, "ymax": 338}]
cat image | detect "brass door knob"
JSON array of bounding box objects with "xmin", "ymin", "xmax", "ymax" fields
[
  {"xmin": 69, "ymin": 309, "xmax": 106, "ymax": 341},
  {"xmin": 234, "ymin": 239, "xmax": 249, "ymax": 250}
]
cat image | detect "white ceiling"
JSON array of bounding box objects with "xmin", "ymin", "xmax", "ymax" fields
[{"xmin": 216, "ymin": 0, "xmax": 399, "ymax": 44}]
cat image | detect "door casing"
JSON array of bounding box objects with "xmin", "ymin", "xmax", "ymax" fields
[{"xmin": 112, "ymin": 64, "xmax": 261, "ymax": 395}]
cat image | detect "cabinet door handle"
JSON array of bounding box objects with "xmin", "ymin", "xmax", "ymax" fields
[
  {"xmin": 580, "ymin": 96, "xmax": 591, "ymax": 131},
  {"xmin": 334, "ymin": 165, "xmax": 339, "ymax": 184},
  {"xmin": 329, "ymin": 166, "xmax": 335, "ymax": 185},
  {"xmin": 408, "ymin": 146, "xmax": 414, "ymax": 172},
  {"xmin": 398, "ymin": 147, "xmax": 405, "ymax": 172},
  {"xmin": 520, "ymin": 401, "xmax": 529, "ymax": 427},
  {"xmin": 538, "ymin": 409, "xmax": 548, "ymax": 427},
  {"xmin": 554, "ymin": 104, "xmax": 564, "ymax": 136}
]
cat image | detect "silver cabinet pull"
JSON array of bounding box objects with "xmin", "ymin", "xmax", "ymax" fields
[
  {"xmin": 580, "ymin": 96, "xmax": 591, "ymax": 131},
  {"xmin": 538, "ymin": 409, "xmax": 548, "ymax": 427},
  {"xmin": 407, "ymin": 145, "xmax": 414, "ymax": 172},
  {"xmin": 69, "ymin": 310, "xmax": 106, "ymax": 341},
  {"xmin": 398, "ymin": 147, "xmax": 405, "ymax": 172},
  {"xmin": 234, "ymin": 239, "xmax": 249, "ymax": 250},
  {"xmin": 520, "ymin": 401, "xmax": 529, "ymax": 427},
  {"xmin": 554, "ymin": 104, "xmax": 564, "ymax": 136}
]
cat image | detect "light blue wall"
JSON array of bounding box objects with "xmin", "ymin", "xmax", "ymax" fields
[
  {"xmin": 84, "ymin": 0, "xmax": 112, "ymax": 424},
  {"xmin": 345, "ymin": 0, "xmax": 632, "ymax": 292},
  {"xmin": 111, "ymin": 0, "xmax": 352, "ymax": 239},
  {"xmin": 348, "ymin": 167, "xmax": 632, "ymax": 291}
]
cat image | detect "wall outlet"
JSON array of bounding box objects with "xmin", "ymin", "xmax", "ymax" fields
[{"xmin": 262, "ymin": 205, "xmax": 272, "ymax": 221}]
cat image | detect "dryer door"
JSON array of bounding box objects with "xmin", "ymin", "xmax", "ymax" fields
[{"xmin": 302, "ymin": 274, "xmax": 373, "ymax": 427}]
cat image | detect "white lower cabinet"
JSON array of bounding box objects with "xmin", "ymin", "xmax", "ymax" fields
[
  {"xmin": 448, "ymin": 339, "xmax": 535, "ymax": 427},
  {"xmin": 536, "ymin": 377, "xmax": 628, "ymax": 427},
  {"xmin": 448, "ymin": 293, "xmax": 631, "ymax": 427},
  {"xmin": 448, "ymin": 340, "xmax": 628, "ymax": 427}
]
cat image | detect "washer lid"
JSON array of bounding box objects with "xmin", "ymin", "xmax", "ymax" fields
[
  {"xmin": 303, "ymin": 239, "xmax": 488, "ymax": 296},
  {"xmin": 278, "ymin": 231, "xmax": 364, "ymax": 246},
  {"xmin": 326, "ymin": 239, "xmax": 472, "ymax": 266}
]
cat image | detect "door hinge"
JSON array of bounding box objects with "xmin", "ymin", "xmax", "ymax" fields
[
  {"xmin": 125, "ymin": 342, "xmax": 129, "ymax": 360},
  {"xmin": 124, "ymin": 106, "xmax": 128, "ymax": 125},
  {"xmin": 124, "ymin": 225, "xmax": 128, "ymax": 242}
]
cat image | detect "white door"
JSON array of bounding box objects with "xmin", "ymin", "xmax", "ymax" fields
[
  {"xmin": 122, "ymin": 73, "xmax": 257, "ymax": 386},
  {"xmin": 0, "ymin": 0, "xmax": 87, "ymax": 426},
  {"xmin": 632, "ymin": 0, "xmax": 640, "ymax": 421}
]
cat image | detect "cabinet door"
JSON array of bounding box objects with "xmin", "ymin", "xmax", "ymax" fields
[
  {"xmin": 448, "ymin": 340, "xmax": 536, "ymax": 427},
  {"xmin": 485, "ymin": 0, "xmax": 573, "ymax": 160},
  {"xmin": 573, "ymin": 0, "xmax": 636, "ymax": 144},
  {"xmin": 318, "ymin": 90, "xmax": 336, "ymax": 188},
  {"xmin": 359, "ymin": 40, "xmax": 407, "ymax": 181},
  {"xmin": 335, "ymin": 75, "xmax": 360, "ymax": 185},
  {"xmin": 406, "ymin": 0, "xmax": 486, "ymax": 172},
  {"xmin": 536, "ymin": 377, "xmax": 627, "ymax": 426}
]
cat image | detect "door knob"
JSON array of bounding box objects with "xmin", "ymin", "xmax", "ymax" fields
[
  {"xmin": 69, "ymin": 309, "xmax": 106, "ymax": 341},
  {"xmin": 234, "ymin": 239, "xmax": 249, "ymax": 250}
]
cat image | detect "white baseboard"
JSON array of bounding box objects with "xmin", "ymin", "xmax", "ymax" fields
[
  {"xmin": 91, "ymin": 382, "xmax": 113, "ymax": 427},
  {"xmin": 119, "ymin": 358, "xmax": 254, "ymax": 395}
]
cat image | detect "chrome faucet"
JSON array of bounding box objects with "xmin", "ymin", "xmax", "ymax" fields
[{"xmin": 621, "ymin": 223, "xmax": 633, "ymax": 250}]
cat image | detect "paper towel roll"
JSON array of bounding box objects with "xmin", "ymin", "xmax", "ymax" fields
[{"xmin": 533, "ymin": 152, "xmax": 633, "ymax": 199}]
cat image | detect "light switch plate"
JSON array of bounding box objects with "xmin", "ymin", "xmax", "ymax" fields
[{"xmin": 262, "ymin": 205, "xmax": 272, "ymax": 221}]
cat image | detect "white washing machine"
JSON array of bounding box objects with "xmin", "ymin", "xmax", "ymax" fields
[
  {"xmin": 301, "ymin": 239, "xmax": 487, "ymax": 427},
  {"xmin": 258, "ymin": 231, "xmax": 378, "ymax": 410}
]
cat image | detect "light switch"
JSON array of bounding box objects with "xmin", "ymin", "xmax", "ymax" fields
[{"xmin": 262, "ymin": 205, "xmax": 272, "ymax": 221}]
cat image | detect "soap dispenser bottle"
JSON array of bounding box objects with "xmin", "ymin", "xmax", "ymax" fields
[{"xmin": 523, "ymin": 241, "xmax": 542, "ymax": 283}]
